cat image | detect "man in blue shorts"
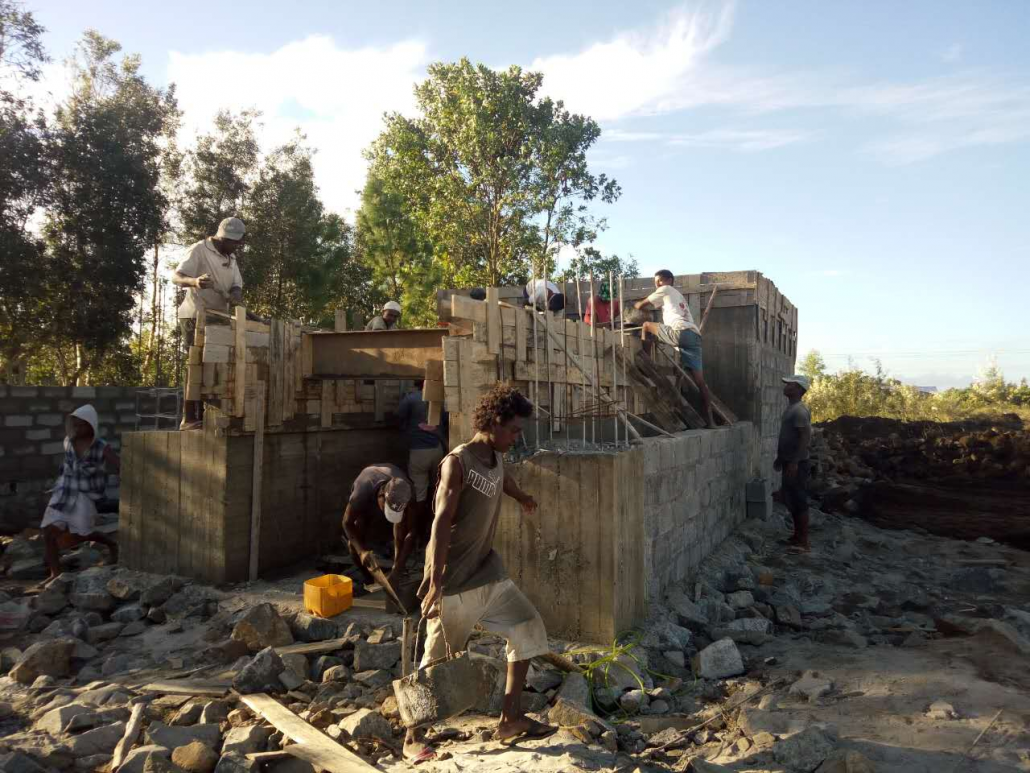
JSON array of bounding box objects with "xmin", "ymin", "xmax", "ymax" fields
[{"xmin": 634, "ymin": 269, "xmax": 715, "ymax": 427}]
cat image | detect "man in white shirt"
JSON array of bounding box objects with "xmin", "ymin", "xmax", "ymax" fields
[
  {"xmin": 634, "ymin": 269, "xmax": 715, "ymax": 427},
  {"xmin": 366, "ymin": 301, "xmax": 401, "ymax": 330},
  {"xmin": 524, "ymin": 279, "xmax": 565, "ymax": 312},
  {"xmin": 171, "ymin": 217, "xmax": 246, "ymax": 429}
]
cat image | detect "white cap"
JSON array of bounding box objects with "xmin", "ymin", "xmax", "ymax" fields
[
  {"xmin": 383, "ymin": 301, "xmax": 402, "ymax": 314},
  {"xmin": 70, "ymin": 404, "xmax": 99, "ymax": 436},
  {"xmin": 782, "ymin": 375, "xmax": 811, "ymax": 392},
  {"xmin": 383, "ymin": 477, "xmax": 411, "ymax": 524},
  {"xmin": 216, "ymin": 217, "xmax": 246, "ymax": 240}
]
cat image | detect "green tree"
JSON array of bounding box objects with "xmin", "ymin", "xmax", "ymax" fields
[
  {"xmin": 798, "ymin": 349, "xmax": 827, "ymax": 381},
  {"xmin": 556, "ymin": 246, "xmax": 639, "ymax": 285},
  {"xmin": 364, "ymin": 58, "xmax": 619, "ymax": 289},
  {"xmin": 175, "ymin": 108, "xmax": 260, "ymax": 244},
  {"xmin": 241, "ymin": 135, "xmax": 362, "ymax": 322},
  {"xmin": 0, "ymin": 0, "xmax": 49, "ymax": 383},
  {"xmin": 41, "ymin": 31, "xmax": 179, "ymax": 385}
]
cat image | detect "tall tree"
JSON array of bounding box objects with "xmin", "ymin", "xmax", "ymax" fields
[
  {"xmin": 0, "ymin": 0, "xmax": 49, "ymax": 383},
  {"xmin": 42, "ymin": 31, "xmax": 179, "ymax": 385},
  {"xmin": 556, "ymin": 246, "xmax": 639, "ymax": 286},
  {"xmin": 175, "ymin": 108, "xmax": 260, "ymax": 244},
  {"xmin": 364, "ymin": 58, "xmax": 620, "ymax": 289},
  {"xmin": 798, "ymin": 350, "xmax": 827, "ymax": 381},
  {"xmin": 242, "ymin": 135, "xmax": 362, "ymax": 322}
]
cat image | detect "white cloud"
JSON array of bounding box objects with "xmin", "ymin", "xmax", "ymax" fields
[
  {"xmin": 167, "ymin": 35, "xmax": 430, "ymax": 215},
  {"xmin": 530, "ymin": 2, "xmax": 736, "ymax": 121}
]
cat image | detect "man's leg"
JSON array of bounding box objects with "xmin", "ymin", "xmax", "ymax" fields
[
  {"xmin": 180, "ymin": 318, "xmax": 202, "ymax": 429},
  {"xmin": 85, "ymin": 532, "xmax": 118, "ymax": 565},
  {"xmin": 43, "ymin": 526, "xmax": 62, "ymax": 579},
  {"xmin": 688, "ymin": 367, "xmax": 716, "ymax": 428},
  {"xmin": 389, "ymin": 515, "xmax": 415, "ymax": 583}
]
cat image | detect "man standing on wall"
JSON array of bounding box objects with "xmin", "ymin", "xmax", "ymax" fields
[
  {"xmin": 583, "ymin": 279, "xmax": 621, "ymax": 328},
  {"xmin": 404, "ymin": 384, "xmax": 555, "ymax": 761},
  {"xmin": 634, "ymin": 269, "xmax": 716, "ymax": 428},
  {"xmin": 775, "ymin": 375, "xmax": 812, "ymax": 552},
  {"xmin": 171, "ymin": 217, "xmax": 246, "ymax": 430}
]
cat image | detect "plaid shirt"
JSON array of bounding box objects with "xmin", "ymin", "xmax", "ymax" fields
[{"xmin": 47, "ymin": 437, "xmax": 108, "ymax": 512}]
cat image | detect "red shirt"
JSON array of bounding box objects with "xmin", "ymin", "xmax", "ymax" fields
[{"xmin": 583, "ymin": 297, "xmax": 620, "ymax": 326}]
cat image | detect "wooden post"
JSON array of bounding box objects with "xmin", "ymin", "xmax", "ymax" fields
[
  {"xmin": 234, "ymin": 306, "xmax": 247, "ymax": 418},
  {"xmin": 334, "ymin": 309, "xmax": 348, "ymax": 332},
  {"xmin": 248, "ymin": 387, "xmax": 265, "ymax": 582},
  {"xmin": 544, "ymin": 266, "xmax": 554, "ymax": 443},
  {"xmin": 588, "ymin": 272, "xmax": 597, "ymax": 445},
  {"xmin": 486, "ymin": 287, "xmax": 501, "ymax": 355},
  {"xmin": 575, "ymin": 273, "xmax": 585, "ymax": 448},
  {"xmin": 531, "ymin": 264, "xmax": 539, "ymax": 449},
  {"xmin": 401, "ymin": 616, "xmax": 415, "ymax": 678},
  {"xmin": 699, "ymin": 285, "xmax": 720, "ymax": 335},
  {"xmin": 619, "ymin": 274, "xmax": 627, "ymax": 448},
  {"xmin": 609, "ymin": 271, "xmax": 617, "ymax": 448}
]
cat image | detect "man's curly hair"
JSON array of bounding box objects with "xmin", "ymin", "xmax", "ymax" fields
[{"xmin": 472, "ymin": 383, "xmax": 533, "ymax": 432}]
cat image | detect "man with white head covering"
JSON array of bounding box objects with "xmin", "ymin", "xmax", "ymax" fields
[
  {"xmin": 366, "ymin": 301, "xmax": 402, "ymax": 330},
  {"xmin": 40, "ymin": 405, "xmax": 120, "ymax": 579},
  {"xmin": 171, "ymin": 217, "xmax": 247, "ymax": 429},
  {"xmin": 342, "ymin": 464, "xmax": 415, "ymax": 587}
]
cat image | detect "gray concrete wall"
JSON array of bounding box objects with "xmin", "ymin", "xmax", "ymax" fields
[
  {"xmin": 640, "ymin": 423, "xmax": 754, "ymax": 605},
  {"xmin": 0, "ymin": 386, "xmax": 143, "ymax": 533}
]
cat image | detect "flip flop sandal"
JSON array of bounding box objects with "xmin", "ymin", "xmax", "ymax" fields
[
  {"xmin": 403, "ymin": 745, "xmax": 436, "ymax": 764},
  {"xmin": 496, "ymin": 720, "xmax": 558, "ymax": 746},
  {"xmin": 786, "ymin": 545, "xmax": 810, "ymax": 554}
]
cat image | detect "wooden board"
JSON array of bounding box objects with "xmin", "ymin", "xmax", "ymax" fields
[
  {"xmin": 450, "ymin": 294, "xmax": 487, "ymax": 324},
  {"xmin": 240, "ymin": 694, "xmax": 379, "ymax": 773},
  {"xmin": 268, "ymin": 320, "xmax": 284, "ymax": 426},
  {"xmin": 249, "ymin": 390, "xmax": 265, "ymax": 581},
  {"xmin": 425, "ymin": 359, "xmax": 444, "ymax": 381},
  {"xmin": 139, "ymin": 680, "xmax": 230, "ymax": 697},
  {"xmin": 309, "ymin": 329, "xmax": 446, "ymax": 378},
  {"xmin": 234, "ymin": 307, "xmax": 247, "ymax": 417},
  {"xmin": 421, "ymin": 379, "xmax": 444, "ymax": 402},
  {"xmin": 486, "ymin": 287, "xmax": 501, "ymax": 355}
]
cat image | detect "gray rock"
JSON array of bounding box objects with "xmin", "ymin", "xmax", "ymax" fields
[
  {"xmin": 667, "ymin": 591, "xmax": 709, "ymax": 630},
  {"xmin": 171, "ymin": 742, "xmax": 219, "ymax": 773},
  {"xmin": 321, "ymin": 665, "xmax": 350, "ymax": 683},
  {"xmin": 36, "ymin": 586, "xmax": 70, "ymax": 616},
  {"xmin": 112, "ymin": 604, "xmax": 147, "ymax": 623},
  {"xmin": 232, "ymin": 647, "xmax": 286, "ymax": 694},
  {"xmin": 619, "ymin": 689, "xmax": 648, "ymax": 713},
  {"xmin": 700, "ymin": 599, "xmax": 737, "ymax": 625},
  {"xmin": 727, "ymin": 617, "xmax": 772, "ymax": 634},
  {"xmin": 663, "ymin": 650, "xmax": 686, "ymax": 668},
  {"xmin": 772, "ymin": 727, "xmax": 835, "ymax": 772},
  {"xmin": 656, "ymin": 620, "xmax": 693, "ymax": 650},
  {"xmin": 526, "ymin": 664, "xmax": 563, "ymax": 693},
  {"xmin": 695, "ymin": 638, "xmax": 743, "ymax": 679},
  {"xmin": 726, "ymin": 591, "xmax": 755, "ymax": 610},
  {"xmin": 926, "ymin": 700, "xmax": 957, "ymax": 720},
  {"xmin": 951, "ymin": 566, "xmax": 1005, "ymax": 594},
  {"xmin": 75, "ymin": 754, "xmax": 113, "ymax": 772},
  {"xmin": 278, "ymin": 670, "xmax": 303, "ymax": 691},
  {"xmin": 213, "ymin": 754, "xmax": 257, "ymax": 773},
  {"xmin": 148, "ymin": 607, "xmax": 168, "ymax": 624},
  {"xmin": 352, "ymin": 640, "xmax": 400, "ymax": 671},
  {"xmin": 789, "ymin": 671, "xmax": 833, "ymax": 701},
  {"xmin": 199, "ymin": 701, "xmax": 231, "ymax": 725},
  {"xmin": 146, "ymin": 723, "xmax": 222, "ymax": 750},
  {"xmin": 821, "ymin": 629, "xmax": 868, "ymax": 649},
  {"xmin": 352, "ymin": 669, "xmax": 392, "ymax": 690},
  {"xmin": 816, "ymin": 749, "xmax": 876, "ymax": 773},
  {"xmin": 87, "ymin": 622, "xmax": 124, "ymax": 644},
  {"xmin": 222, "ymin": 725, "xmax": 271, "ymax": 756},
  {"xmin": 311, "ymin": 656, "xmax": 342, "ymax": 682},
  {"xmin": 280, "ymin": 653, "xmax": 308, "ymax": 681},
  {"xmin": 776, "ymin": 605, "xmax": 803, "ymax": 627},
  {"xmin": 68, "ymin": 721, "xmax": 127, "ymax": 756},
  {"xmin": 555, "ymin": 671, "xmax": 591, "ymax": 708},
  {"xmin": 72, "ymin": 640, "xmax": 99, "ymax": 660},
  {"xmin": 0, "ymin": 751, "xmax": 49, "ymax": 773},
  {"xmin": 169, "ymin": 702, "xmax": 203, "ymax": 726},
  {"xmin": 289, "ymin": 613, "xmax": 337, "ymax": 643},
  {"xmin": 231, "ymin": 604, "xmax": 293, "ymax": 653},
  {"xmin": 140, "ymin": 577, "xmax": 184, "ymax": 607},
  {"xmin": 115, "ymin": 745, "xmax": 171, "ymax": 773},
  {"xmin": 107, "ymin": 577, "xmax": 142, "ymax": 601},
  {"xmin": 547, "ymin": 697, "xmax": 605, "ymax": 730},
  {"xmin": 366, "ymin": 626, "xmax": 394, "ymax": 644},
  {"xmin": 143, "ymin": 754, "xmax": 187, "ymax": 773},
  {"xmin": 337, "ymin": 708, "xmax": 392, "ymax": 740},
  {"xmin": 120, "ymin": 621, "xmax": 148, "ymax": 637},
  {"xmin": 10, "ymin": 637, "xmax": 75, "ymax": 684},
  {"xmin": 35, "ymin": 702, "xmax": 97, "ymax": 734},
  {"xmin": 647, "ymin": 699, "xmax": 670, "ymax": 714}
]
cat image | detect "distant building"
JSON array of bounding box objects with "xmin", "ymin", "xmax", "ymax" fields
[{"xmin": 915, "ymin": 386, "xmax": 938, "ymax": 394}]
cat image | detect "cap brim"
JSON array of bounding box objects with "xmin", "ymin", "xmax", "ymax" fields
[{"xmin": 384, "ymin": 504, "xmax": 405, "ymax": 524}]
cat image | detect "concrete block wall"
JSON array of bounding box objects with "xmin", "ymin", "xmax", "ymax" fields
[
  {"xmin": 641, "ymin": 422, "xmax": 753, "ymax": 604},
  {"xmin": 0, "ymin": 385, "xmax": 141, "ymax": 533}
]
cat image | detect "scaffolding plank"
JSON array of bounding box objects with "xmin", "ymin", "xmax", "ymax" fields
[{"xmin": 309, "ymin": 329, "xmax": 446, "ymax": 378}]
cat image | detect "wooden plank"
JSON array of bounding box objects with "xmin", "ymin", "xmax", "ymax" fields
[
  {"xmin": 202, "ymin": 343, "xmax": 231, "ymax": 363},
  {"xmin": 427, "ymin": 400, "xmax": 442, "ymax": 426},
  {"xmin": 655, "ymin": 346, "xmax": 738, "ymax": 424},
  {"xmin": 238, "ymin": 696, "xmax": 381, "ymax": 773},
  {"xmin": 556, "ymin": 454, "xmax": 581, "ymax": 638},
  {"xmin": 309, "ymin": 329, "xmax": 447, "ymax": 378},
  {"xmin": 578, "ymin": 453, "xmax": 601, "ymax": 640},
  {"xmin": 301, "ymin": 330, "xmax": 313, "ymax": 379},
  {"xmin": 515, "ymin": 305, "xmax": 527, "ymax": 362},
  {"xmin": 268, "ymin": 320, "xmax": 284, "ymax": 426},
  {"xmin": 140, "ymin": 680, "xmax": 229, "ymax": 697},
  {"xmin": 249, "ymin": 389, "xmax": 265, "ymax": 581},
  {"xmin": 186, "ymin": 365, "xmax": 202, "ymax": 401},
  {"xmin": 334, "ymin": 309, "xmax": 348, "ymax": 332},
  {"xmin": 486, "ymin": 287, "xmax": 501, "ymax": 355},
  {"xmin": 204, "ymin": 325, "xmax": 234, "ymax": 346},
  {"xmin": 111, "ymin": 704, "xmax": 145, "ymax": 771},
  {"xmin": 320, "ymin": 380, "xmax": 333, "ymax": 428},
  {"xmin": 596, "ymin": 455, "xmax": 616, "ymax": 642},
  {"xmin": 451, "ymin": 294, "xmax": 487, "ymax": 324},
  {"xmin": 425, "ymin": 360, "xmax": 444, "ymax": 381},
  {"xmin": 234, "ymin": 307, "xmax": 247, "ymax": 418},
  {"xmin": 188, "ymin": 346, "xmax": 203, "ymax": 365},
  {"xmin": 275, "ymin": 637, "xmax": 350, "ymax": 656},
  {"xmin": 422, "ymin": 379, "xmax": 444, "ymax": 402}
]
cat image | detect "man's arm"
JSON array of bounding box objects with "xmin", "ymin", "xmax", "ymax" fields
[
  {"xmin": 633, "ymin": 298, "xmax": 653, "ymax": 311},
  {"xmin": 342, "ymin": 503, "xmax": 370, "ymax": 556},
  {"xmin": 503, "ymin": 473, "xmax": 537, "ymax": 516},
  {"xmin": 421, "ymin": 454, "xmax": 463, "ymax": 617},
  {"xmin": 171, "ymin": 251, "xmax": 212, "ymax": 290}
]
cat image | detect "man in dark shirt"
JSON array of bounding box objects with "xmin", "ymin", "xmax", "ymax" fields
[
  {"xmin": 342, "ymin": 464, "xmax": 413, "ymax": 586},
  {"xmin": 397, "ymin": 382, "xmax": 447, "ymax": 544},
  {"xmin": 775, "ymin": 375, "xmax": 813, "ymax": 552}
]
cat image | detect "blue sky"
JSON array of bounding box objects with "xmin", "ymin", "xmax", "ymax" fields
[{"xmin": 31, "ymin": 1, "xmax": 1030, "ymax": 388}]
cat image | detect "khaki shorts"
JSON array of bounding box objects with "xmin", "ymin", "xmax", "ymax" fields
[
  {"xmin": 408, "ymin": 446, "xmax": 444, "ymax": 502},
  {"xmin": 421, "ymin": 579, "xmax": 549, "ymax": 665}
]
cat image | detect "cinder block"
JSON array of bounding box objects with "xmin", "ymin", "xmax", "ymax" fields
[
  {"xmin": 40, "ymin": 441, "xmax": 64, "ymax": 455},
  {"xmin": 40, "ymin": 387, "xmax": 68, "ymax": 398},
  {"xmin": 9, "ymin": 387, "xmax": 38, "ymax": 398},
  {"xmin": 13, "ymin": 444, "xmax": 37, "ymax": 455},
  {"xmin": 114, "ymin": 401, "xmax": 135, "ymax": 411},
  {"xmin": 36, "ymin": 414, "xmax": 64, "ymax": 426},
  {"xmin": 71, "ymin": 387, "xmax": 96, "ymax": 398},
  {"xmin": 25, "ymin": 429, "xmax": 51, "ymax": 441},
  {"xmin": 26, "ymin": 402, "xmax": 54, "ymax": 413},
  {"xmin": 4, "ymin": 415, "xmax": 32, "ymax": 427}
]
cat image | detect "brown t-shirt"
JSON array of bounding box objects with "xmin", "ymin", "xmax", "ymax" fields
[{"xmin": 419, "ymin": 442, "xmax": 507, "ymax": 597}]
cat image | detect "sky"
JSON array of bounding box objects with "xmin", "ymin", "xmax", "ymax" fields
[{"xmin": 27, "ymin": 0, "xmax": 1030, "ymax": 388}]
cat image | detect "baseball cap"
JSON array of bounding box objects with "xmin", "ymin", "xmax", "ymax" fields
[
  {"xmin": 782, "ymin": 375, "xmax": 811, "ymax": 392},
  {"xmin": 383, "ymin": 301, "xmax": 402, "ymax": 314},
  {"xmin": 216, "ymin": 217, "xmax": 246, "ymax": 241},
  {"xmin": 383, "ymin": 477, "xmax": 412, "ymax": 524}
]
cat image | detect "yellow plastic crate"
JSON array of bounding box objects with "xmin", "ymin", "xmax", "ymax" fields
[{"xmin": 304, "ymin": 574, "xmax": 353, "ymax": 618}]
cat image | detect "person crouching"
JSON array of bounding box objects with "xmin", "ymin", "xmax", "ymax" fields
[{"xmin": 40, "ymin": 405, "xmax": 120, "ymax": 579}]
